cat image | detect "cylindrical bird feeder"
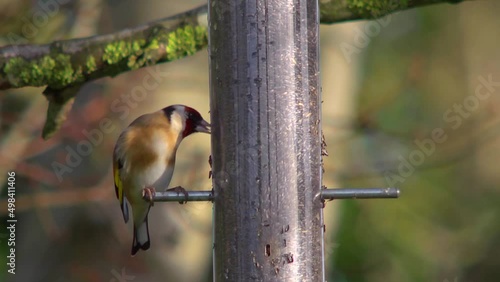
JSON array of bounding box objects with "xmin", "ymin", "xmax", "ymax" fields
[{"xmin": 208, "ymin": 0, "xmax": 324, "ymax": 280}]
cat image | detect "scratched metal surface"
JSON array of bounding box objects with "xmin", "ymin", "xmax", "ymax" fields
[{"xmin": 209, "ymin": 0, "xmax": 324, "ymax": 281}]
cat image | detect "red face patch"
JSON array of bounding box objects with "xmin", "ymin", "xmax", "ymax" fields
[
  {"xmin": 182, "ymin": 107, "xmax": 204, "ymax": 137},
  {"xmin": 182, "ymin": 118, "xmax": 195, "ymax": 137}
]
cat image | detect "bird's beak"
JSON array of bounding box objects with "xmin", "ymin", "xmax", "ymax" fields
[{"xmin": 195, "ymin": 119, "xmax": 211, "ymax": 134}]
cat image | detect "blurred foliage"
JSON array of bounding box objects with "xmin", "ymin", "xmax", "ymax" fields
[{"xmin": 325, "ymin": 1, "xmax": 500, "ymax": 282}]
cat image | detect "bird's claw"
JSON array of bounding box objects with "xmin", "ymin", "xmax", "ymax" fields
[
  {"xmin": 142, "ymin": 187, "xmax": 156, "ymax": 206},
  {"xmin": 208, "ymin": 155, "xmax": 213, "ymax": 179},
  {"xmin": 166, "ymin": 186, "xmax": 189, "ymax": 204}
]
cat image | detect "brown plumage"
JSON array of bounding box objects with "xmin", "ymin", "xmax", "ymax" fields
[{"xmin": 113, "ymin": 105, "xmax": 210, "ymax": 255}]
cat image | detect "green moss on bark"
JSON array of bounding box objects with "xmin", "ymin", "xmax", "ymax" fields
[
  {"xmin": 346, "ymin": 0, "xmax": 409, "ymax": 18},
  {"xmin": 102, "ymin": 40, "xmax": 145, "ymax": 65},
  {"xmin": 3, "ymin": 54, "xmax": 83, "ymax": 89},
  {"xmin": 85, "ymin": 55, "xmax": 97, "ymax": 73},
  {"xmin": 166, "ymin": 25, "xmax": 208, "ymax": 61}
]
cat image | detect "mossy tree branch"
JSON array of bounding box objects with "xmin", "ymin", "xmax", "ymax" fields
[
  {"xmin": 1, "ymin": 5, "xmax": 208, "ymax": 138},
  {"xmin": 319, "ymin": 0, "xmax": 469, "ymax": 23},
  {"xmin": 0, "ymin": 0, "xmax": 472, "ymax": 139}
]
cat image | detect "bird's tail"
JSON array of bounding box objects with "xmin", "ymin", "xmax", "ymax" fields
[{"xmin": 131, "ymin": 215, "xmax": 151, "ymax": 256}]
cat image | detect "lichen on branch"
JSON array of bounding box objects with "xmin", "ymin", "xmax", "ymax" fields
[
  {"xmin": 1, "ymin": 6, "xmax": 208, "ymax": 91},
  {"xmin": 0, "ymin": 5, "xmax": 208, "ymax": 139},
  {"xmin": 0, "ymin": 0, "xmax": 472, "ymax": 139},
  {"xmin": 319, "ymin": 0, "xmax": 469, "ymax": 23}
]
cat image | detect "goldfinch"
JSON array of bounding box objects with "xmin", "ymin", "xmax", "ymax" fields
[{"xmin": 113, "ymin": 105, "xmax": 210, "ymax": 256}]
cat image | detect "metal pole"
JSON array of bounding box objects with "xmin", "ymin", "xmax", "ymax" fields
[{"xmin": 208, "ymin": 0, "xmax": 323, "ymax": 280}]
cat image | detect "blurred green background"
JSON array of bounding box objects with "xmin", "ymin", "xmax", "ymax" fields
[{"xmin": 0, "ymin": 0, "xmax": 499, "ymax": 281}]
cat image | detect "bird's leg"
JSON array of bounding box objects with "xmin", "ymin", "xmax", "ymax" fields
[
  {"xmin": 142, "ymin": 187, "xmax": 156, "ymax": 206},
  {"xmin": 166, "ymin": 186, "xmax": 189, "ymax": 204}
]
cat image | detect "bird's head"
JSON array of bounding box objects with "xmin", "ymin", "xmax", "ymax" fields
[{"xmin": 163, "ymin": 105, "xmax": 211, "ymax": 138}]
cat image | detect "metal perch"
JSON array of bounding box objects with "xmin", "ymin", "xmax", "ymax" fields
[{"xmin": 145, "ymin": 188, "xmax": 400, "ymax": 202}]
